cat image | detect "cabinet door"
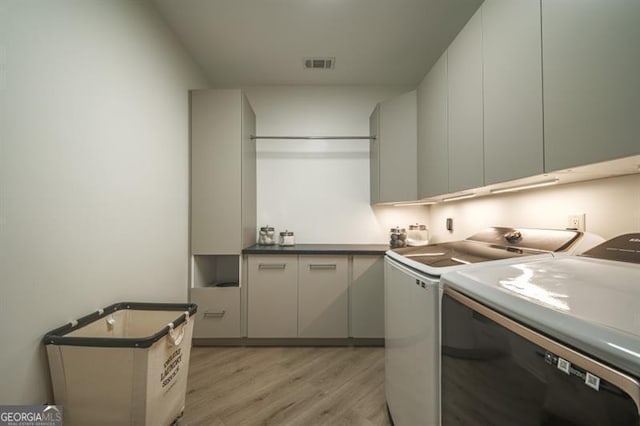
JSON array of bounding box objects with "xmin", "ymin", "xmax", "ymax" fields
[
  {"xmin": 241, "ymin": 93, "xmax": 257, "ymax": 249},
  {"xmin": 417, "ymin": 52, "xmax": 449, "ymax": 198},
  {"xmin": 298, "ymin": 256, "xmax": 349, "ymax": 338},
  {"xmin": 350, "ymin": 256, "xmax": 384, "ymax": 338},
  {"xmin": 378, "ymin": 90, "xmax": 418, "ymax": 203},
  {"xmin": 483, "ymin": 0, "xmax": 543, "ymax": 185},
  {"xmin": 191, "ymin": 90, "xmax": 242, "ymax": 254},
  {"xmin": 447, "ymin": 8, "xmax": 484, "ymax": 193},
  {"xmin": 247, "ymin": 255, "xmax": 298, "ymax": 338},
  {"xmin": 543, "ymin": 0, "xmax": 640, "ymax": 171},
  {"xmin": 369, "ymin": 104, "xmax": 381, "ymax": 204},
  {"xmin": 191, "ymin": 288, "xmax": 241, "ymax": 338}
]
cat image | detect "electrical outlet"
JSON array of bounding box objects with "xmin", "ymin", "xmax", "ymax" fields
[{"xmin": 567, "ymin": 214, "xmax": 586, "ymax": 231}]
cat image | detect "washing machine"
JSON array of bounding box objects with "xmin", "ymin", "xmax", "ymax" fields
[
  {"xmin": 440, "ymin": 233, "xmax": 640, "ymax": 425},
  {"xmin": 384, "ymin": 226, "xmax": 603, "ymax": 425}
]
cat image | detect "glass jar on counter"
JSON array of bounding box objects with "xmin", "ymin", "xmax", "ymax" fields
[
  {"xmin": 407, "ymin": 223, "xmax": 429, "ymax": 246},
  {"xmin": 389, "ymin": 227, "xmax": 407, "ymax": 248},
  {"xmin": 258, "ymin": 226, "xmax": 276, "ymax": 246},
  {"xmin": 279, "ymin": 230, "xmax": 295, "ymax": 246}
]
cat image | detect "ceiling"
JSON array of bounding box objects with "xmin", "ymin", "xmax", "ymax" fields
[{"xmin": 150, "ymin": 0, "xmax": 483, "ymax": 87}]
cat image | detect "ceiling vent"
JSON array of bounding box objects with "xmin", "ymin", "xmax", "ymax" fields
[{"xmin": 303, "ymin": 57, "xmax": 335, "ymax": 70}]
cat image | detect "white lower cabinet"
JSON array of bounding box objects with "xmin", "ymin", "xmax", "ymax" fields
[
  {"xmin": 298, "ymin": 256, "xmax": 349, "ymax": 338},
  {"xmin": 247, "ymin": 255, "xmax": 298, "ymax": 338},
  {"xmin": 350, "ymin": 256, "xmax": 384, "ymax": 338},
  {"xmin": 246, "ymin": 254, "xmax": 384, "ymax": 340},
  {"xmin": 191, "ymin": 287, "xmax": 241, "ymax": 338}
]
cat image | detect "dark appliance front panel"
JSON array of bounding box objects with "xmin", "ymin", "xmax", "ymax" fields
[
  {"xmin": 581, "ymin": 233, "xmax": 640, "ymax": 264},
  {"xmin": 441, "ymin": 291, "xmax": 640, "ymax": 426}
]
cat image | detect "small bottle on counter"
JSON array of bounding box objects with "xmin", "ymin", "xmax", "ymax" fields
[{"xmin": 279, "ymin": 230, "xmax": 295, "ymax": 246}]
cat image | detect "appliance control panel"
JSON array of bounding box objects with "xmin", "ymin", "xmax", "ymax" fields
[{"xmin": 581, "ymin": 233, "xmax": 640, "ymax": 264}]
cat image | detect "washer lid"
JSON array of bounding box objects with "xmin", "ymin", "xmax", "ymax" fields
[
  {"xmin": 391, "ymin": 227, "xmax": 581, "ymax": 269},
  {"xmin": 465, "ymin": 227, "xmax": 582, "ymax": 252},
  {"xmin": 395, "ymin": 240, "xmax": 536, "ymax": 267}
]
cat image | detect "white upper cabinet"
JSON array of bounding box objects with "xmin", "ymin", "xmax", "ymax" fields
[
  {"xmin": 542, "ymin": 0, "xmax": 640, "ymax": 172},
  {"xmin": 414, "ymin": 1, "xmax": 639, "ymax": 198},
  {"xmin": 417, "ymin": 52, "xmax": 449, "ymax": 198},
  {"xmin": 447, "ymin": 8, "xmax": 484, "ymax": 193},
  {"xmin": 191, "ymin": 90, "xmax": 256, "ymax": 255},
  {"xmin": 482, "ymin": 0, "xmax": 543, "ymax": 185},
  {"xmin": 369, "ymin": 90, "xmax": 417, "ymax": 204}
]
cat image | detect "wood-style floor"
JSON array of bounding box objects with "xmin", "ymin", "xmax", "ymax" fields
[{"xmin": 181, "ymin": 346, "xmax": 390, "ymax": 426}]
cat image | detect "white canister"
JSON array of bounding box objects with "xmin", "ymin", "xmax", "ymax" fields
[
  {"xmin": 407, "ymin": 224, "xmax": 429, "ymax": 246},
  {"xmin": 279, "ymin": 230, "xmax": 295, "ymax": 246}
]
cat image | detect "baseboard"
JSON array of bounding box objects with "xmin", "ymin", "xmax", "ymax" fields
[{"xmin": 192, "ymin": 337, "xmax": 384, "ymax": 347}]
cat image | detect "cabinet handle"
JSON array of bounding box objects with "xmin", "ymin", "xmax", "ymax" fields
[
  {"xmin": 258, "ymin": 263, "xmax": 286, "ymax": 270},
  {"xmin": 203, "ymin": 310, "xmax": 226, "ymax": 318},
  {"xmin": 309, "ymin": 264, "xmax": 337, "ymax": 270}
]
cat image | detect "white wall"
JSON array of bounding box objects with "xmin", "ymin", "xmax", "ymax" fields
[
  {"xmin": 0, "ymin": 0, "xmax": 209, "ymax": 404},
  {"xmin": 245, "ymin": 86, "xmax": 429, "ymax": 244},
  {"xmin": 428, "ymin": 173, "xmax": 640, "ymax": 243}
]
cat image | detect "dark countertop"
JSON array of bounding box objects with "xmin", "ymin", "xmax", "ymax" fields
[{"xmin": 243, "ymin": 244, "xmax": 390, "ymax": 255}]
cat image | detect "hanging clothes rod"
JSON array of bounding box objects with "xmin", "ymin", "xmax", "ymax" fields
[{"xmin": 251, "ymin": 135, "xmax": 376, "ymax": 140}]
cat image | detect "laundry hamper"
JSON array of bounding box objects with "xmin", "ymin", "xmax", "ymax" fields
[{"xmin": 43, "ymin": 302, "xmax": 197, "ymax": 426}]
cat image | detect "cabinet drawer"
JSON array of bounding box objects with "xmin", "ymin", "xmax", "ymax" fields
[{"xmin": 191, "ymin": 287, "xmax": 241, "ymax": 338}]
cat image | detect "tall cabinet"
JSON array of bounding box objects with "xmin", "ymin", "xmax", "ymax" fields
[
  {"xmin": 191, "ymin": 89, "xmax": 256, "ymax": 254},
  {"xmin": 190, "ymin": 89, "xmax": 256, "ymax": 339}
]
